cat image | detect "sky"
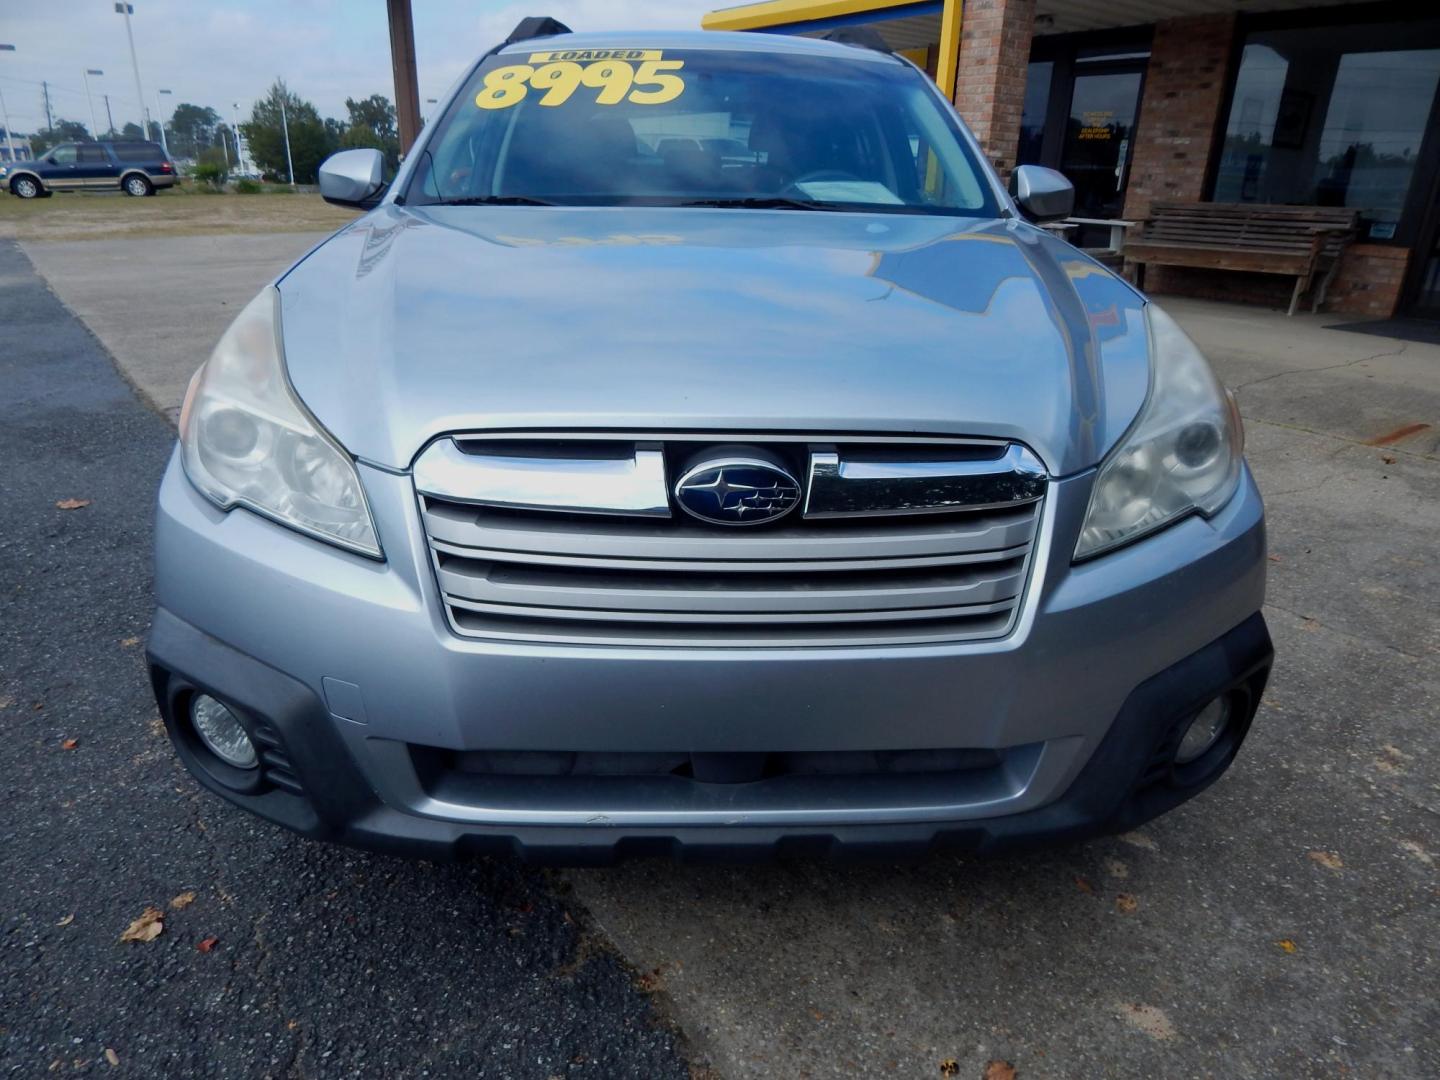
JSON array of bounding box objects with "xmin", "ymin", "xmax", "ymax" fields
[{"xmin": 0, "ymin": 0, "xmax": 720, "ymax": 135}]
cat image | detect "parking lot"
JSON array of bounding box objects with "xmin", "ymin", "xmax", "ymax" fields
[{"xmin": 3, "ymin": 195, "xmax": 1438, "ymax": 1078}]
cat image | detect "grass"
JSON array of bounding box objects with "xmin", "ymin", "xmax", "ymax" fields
[{"xmin": 0, "ymin": 185, "xmax": 360, "ymax": 242}]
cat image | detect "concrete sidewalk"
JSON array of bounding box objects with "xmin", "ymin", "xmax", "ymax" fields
[
  {"xmin": 23, "ymin": 233, "xmax": 325, "ymax": 421},
  {"xmin": 22, "ymin": 230, "xmax": 1440, "ymax": 1078}
]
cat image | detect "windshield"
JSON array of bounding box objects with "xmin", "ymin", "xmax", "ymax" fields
[{"xmin": 407, "ymin": 47, "xmax": 997, "ymax": 216}]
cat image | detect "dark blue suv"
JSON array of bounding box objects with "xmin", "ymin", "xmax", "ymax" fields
[{"xmin": 2, "ymin": 140, "xmax": 176, "ymax": 199}]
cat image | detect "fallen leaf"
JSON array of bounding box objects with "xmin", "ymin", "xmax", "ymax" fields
[
  {"xmin": 1118, "ymin": 831, "xmax": 1158, "ymax": 852},
  {"xmin": 170, "ymin": 891, "xmax": 197, "ymax": 910},
  {"xmin": 1115, "ymin": 893, "xmax": 1139, "ymax": 914},
  {"xmin": 1276, "ymin": 938, "xmax": 1298, "ymax": 954},
  {"xmin": 56, "ymin": 498, "xmax": 92, "ymax": 510},
  {"xmin": 983, "ymin": 1061, "xmax": 1018, "ymax": 1080},
  {"xmin": 119, "ymin": 906, "xmax": 164, "ymax": 943},
  {"xmin": 0, "ymin": 695, "xmax": 12, "ymax": 710},
  {"xmin": 1308, "ymin": 850, "xmax": 1343, "ymax": 871},
  {"xmin": 60, "ymin": 738, "xmax": 79, "ymax": 751},
  {"xmin": 1104, "ymin": 857, "xmax": 1129, "ymax": 879},
  {"xmin": 1267, "ymin": 554, "xmax": 1282, "ymax": 563},
  {"xmin": 56, "ymin": 914, "xmax": 74, "ymax": 927},
  {"xmin": 1118, "ymin": 1002, "xmax": 1175, "ymax": 1040},
  {"xmin": 1399, "ymin": 840, "xmax": 1434, "ymax": 866},
  {"xmin": 197, "ymin": 936, "xmax": 219, "ymax": 953},
  {"xmin": 104, "ymin": 1049, "xmax": 119, "ymax": 1067},
  {"xmin": 1381, "ymin": 454, "xmax": 1397, "ymax": 464},
  {"xmin": 1073, "ymin": 875, "xmax": 1095, "ymax": 894},
  {"xmin": 120, "ymin": 636, "xmax": 142, "ymax": 648},
  {"xmin": 809, "ymin": 1008, "xmax": 825, "ymax": 1021},
  {"xmin": 939, "ymin": 1060, "xmax": 959, "ymax": 1077}
]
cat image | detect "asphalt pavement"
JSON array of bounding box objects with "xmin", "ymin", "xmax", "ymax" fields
[{"xmin": 0, "ymin": 239, "xmax": 690, "ymax": 1079}]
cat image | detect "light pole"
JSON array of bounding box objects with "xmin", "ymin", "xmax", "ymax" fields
[
  {"xmin": 231, "ymin": 102, "xmax": 246, "ymax": 174},
  {"xmin": 0, "ymin": 44, "xmax": 16, "ymax": 164},
  {"xmin": 278, "ymin": 92, "xmax": 295, "ymax": 188},
  {"xmin": 115, "ymin": 3, "xmax": 150, "ymax": 138},
  {"xmin": 84, "ymin": 69, "xmax": 104, "ymax": 140},
  {"xmin": 155, "ymin": 88, "xmax": 171, "ymax": 155}
]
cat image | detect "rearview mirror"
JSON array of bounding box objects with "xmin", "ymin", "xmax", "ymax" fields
[
  {"xmin": 1009, "ymin": 165, "xmax": 1074, "ymax": 223},
  {"xmin": 319, "ymin": 148, "xmax": 387, "ymax": 209}
]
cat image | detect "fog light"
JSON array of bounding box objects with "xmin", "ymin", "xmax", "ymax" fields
[
  {"xmin": 1176, "ymin": 697, "xmax": 1230, "ymax": 764},
  {"xmin": 190, "ymin": 695, "xmax": 258, "ymax": 770}
]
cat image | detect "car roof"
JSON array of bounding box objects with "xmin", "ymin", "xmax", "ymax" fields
[{"xmin": 495, "ymin": 29, "xmax": 904, "ymax": 65}]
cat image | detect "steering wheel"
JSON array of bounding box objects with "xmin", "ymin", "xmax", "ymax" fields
[{"xmin": 783, "ymin": 169, "xmax": 865, "ymax": 193}]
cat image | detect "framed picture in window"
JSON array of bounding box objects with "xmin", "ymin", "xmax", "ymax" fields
[{"xmin": 1271, "ymin": 89, "xmax": 1313, "ymax": 150}]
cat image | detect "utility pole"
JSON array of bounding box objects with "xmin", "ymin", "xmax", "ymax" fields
[
  {"xmin": 0, "ymin": 87, "xmax": 15, "ymax": 164},
  {"xmin": 41, "ymin": 80, "xmax": 53, "ymax": 131},
  {"xmin": 0, "ymin": 44, "xmax": 16, "ymax": 163},
  {"xmin": 83, "ymin": 69, "xmax": 104, "ymax": 140},
  {"xmin": 115, "ymin": 3, "xmax": 150, "ymax": 138},
  {"xmin": 104, "ymin": 94, "xmax": 116, "ymax": 138},
  {"xmin": 386, "ymin": 0, "xmax": 421, "ymax": 155},
  {"xmin": 278, "ymin": 92, "xmax": 295, "ymax": 187}
]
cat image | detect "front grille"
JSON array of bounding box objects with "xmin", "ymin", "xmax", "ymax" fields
[{"xmin": 414, "ymin": 433, "xmax": 1046, "ymax": 647}]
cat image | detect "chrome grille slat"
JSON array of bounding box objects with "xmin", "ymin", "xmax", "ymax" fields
[
  {"xmin": 436, "ymin": 558, "xmax": 1027, "ymax": 614},
  {"xmin": 414, "ymin": 433, "xmax": 1045, "ymax": 647},
  {"xmin": 421, "ymin": 501, "xmax": 1038, "ymax": 561},
  {"xmin": 428, "ymin": 537, "xmax": 1032, "ymax": 574},
  {"xmin": 447, "ymin": 596, "xmax": 1017, "ymax": 624}
]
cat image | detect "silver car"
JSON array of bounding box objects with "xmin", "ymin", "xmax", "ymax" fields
[{"xmin": 149, "ymin": 23, "xmax": 1270, "ymax": 863}]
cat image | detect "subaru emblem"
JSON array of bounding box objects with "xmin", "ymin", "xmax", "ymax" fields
[{"xmin": 674, "ymin": 457, "xmax": 802, "ymax": 526}]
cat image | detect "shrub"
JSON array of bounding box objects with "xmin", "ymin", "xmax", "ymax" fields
[
  {"xmin": 190, "ymin": 148, "xmax": 229, "ymax": 191},
  {"xmin": 233, "ymin": 178, "xmax": 262, "ymax": 194}
]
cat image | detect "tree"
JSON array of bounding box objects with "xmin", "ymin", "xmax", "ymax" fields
[
  {"xmin": 167, "ymin": 103, "xmax": 220, "ymax": 160},
  {"xmin": 341, "ymin": 94, "xmax": 400, "ymax": 169},
  {"xmin": 120, "ymin": 121, "xmax": 145, "ymax": 141},
  {"xmin": 30, "ymin": 120, "xmax": 93, "ymax": 154},
  {"xmin": 239, "ymin": 80, "xmax": 335, "ymax": 183}
]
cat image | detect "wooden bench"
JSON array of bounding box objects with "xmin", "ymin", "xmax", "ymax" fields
[{"xmin": 1123, "ymin": 202, "xmax": 1360, "ymax": 315}]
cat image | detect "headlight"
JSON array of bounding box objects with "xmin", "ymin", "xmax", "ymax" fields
[
  {"xmin": 178, "ymin": 287, "xmax": 381, "ymax": 557},
  {"xmin": 1075, "ymin": 303, "xmax": 1243, "ymax": 560}
]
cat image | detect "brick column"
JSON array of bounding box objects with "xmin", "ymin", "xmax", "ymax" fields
[
  {"xmin": 953, "ymin": 0, "xmax": 1036, "ymax": 177},
  {"xmin": 1123, "ymin": 14, "xmax": 1237, "ymax": 220}
]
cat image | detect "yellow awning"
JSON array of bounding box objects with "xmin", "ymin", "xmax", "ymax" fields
[{"xmin": 702, "ymin": 0, "xmax": 919, "ymax": 33}]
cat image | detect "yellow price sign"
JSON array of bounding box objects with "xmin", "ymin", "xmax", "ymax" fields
[{"xmin": 475, "ymin": 56, "xmax": 686, "ymax": 110}]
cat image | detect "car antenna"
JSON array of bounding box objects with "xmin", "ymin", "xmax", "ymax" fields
[
  {"xmin": 819, "ymin": 27, "xmax": 893, "ymax": 54},
  {"xmin": 505, "ymin": 17, "xmax": 573, "ymax": 45}
]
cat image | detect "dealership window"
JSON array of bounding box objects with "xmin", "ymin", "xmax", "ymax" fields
[
  {"xmin": 1212, "ymin": 18, "xmax": 1440, "ymax": 241},
  {"xmin": 1018, "ymin": 61, "xmax": 1052, "ymax": 166}
]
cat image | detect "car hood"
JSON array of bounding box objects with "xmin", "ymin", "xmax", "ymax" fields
[{"xmin": 279, "ymin": 204, "xmax": 1150, "ymax": 474}]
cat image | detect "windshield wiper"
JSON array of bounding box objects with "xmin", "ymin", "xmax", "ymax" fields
[
  {"xmin": 429, "ymin": 195, "xmax": 556, "ymax": 207},
  {"xmin": 679, "ymin": 196, "xmax": 842, "ymax": 212}
]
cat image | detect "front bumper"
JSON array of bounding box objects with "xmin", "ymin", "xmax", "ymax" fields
[{"xmin": 149, "ymin": 448, "xmax": 1270, "ymax": 862}]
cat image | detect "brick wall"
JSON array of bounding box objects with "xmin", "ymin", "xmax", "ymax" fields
[
  {"xmin": 954, "ymin": 0, "xmax": 1036, "ymax": 176},
  {"xmin": 1321, "ymin": 244, "xmax": 1410, "ymax": 317},
  {"xmin": 1123, "ymin": 13, "xmax": 1236, "ymax": 221}
]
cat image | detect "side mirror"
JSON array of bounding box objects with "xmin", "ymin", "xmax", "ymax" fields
[
  {"xmin": 1009, "ymin": 165, "xmax": 1074, "ymax": 223},
  {"xmin": 319, "ymin": 148, "xmax": 387, "ymax": 209}
]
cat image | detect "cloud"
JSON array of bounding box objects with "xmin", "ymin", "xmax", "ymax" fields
[{"xmin": 0, "ymin": 0, "xmax": 716, "ymax": 132}]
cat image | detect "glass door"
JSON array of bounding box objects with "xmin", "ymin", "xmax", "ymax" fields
[{"xmin": 1059, "ymin": 66, "xmax": 1145, "ymax": 246}]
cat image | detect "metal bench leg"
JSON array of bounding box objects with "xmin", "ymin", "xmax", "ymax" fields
[
  {"xmin": 1313, "ymin": 260, "xmax": 1342, "ymax": 313},
  {"xmin": 1287, "ymin": 275, "xmax": 1306, "ymax": 317}
]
